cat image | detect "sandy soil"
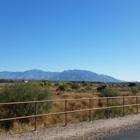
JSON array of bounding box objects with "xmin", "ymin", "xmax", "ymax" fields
[{"xmin": 1, "ymin": 114, "xmax": 140, "ymax": 140}]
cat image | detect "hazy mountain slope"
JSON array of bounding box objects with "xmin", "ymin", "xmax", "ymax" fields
[
  {"xmin": 0, "ymin": 70, "xmax": 59, "ymax": 80},
  {"xmin": 52, "ymin": 70, "xmax": 122, "ymax": 82},
  {"xmin": 0, "ymin": 69, "xmax": 123, "ymax": 82}
]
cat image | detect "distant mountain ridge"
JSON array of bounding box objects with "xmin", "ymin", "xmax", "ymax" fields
[{"xmin": 0, "ymin": 69, "xmax": 123, "ymax": 82}]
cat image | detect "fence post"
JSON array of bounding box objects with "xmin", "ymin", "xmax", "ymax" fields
[
  {"xmin": 122, "ymin": 96, "xmax": 125, "ymax": 116},
  {"xmin": 136, "ymin": 96, "xmax": 138, "ymax": 114},
  {"xmin": 107, "ymin": 98, "xmax": 109, "ymax": 119},
  {"xmin": 89, "ymin": 98, "xmax": 92, "ymax": 121},
  {"xmin": 65, "ymin": 98, "xmax": 68, "ymax": 126},
  {"xmin": 34, "ymin": 102, "xmax": 38, "ymax": 131}
]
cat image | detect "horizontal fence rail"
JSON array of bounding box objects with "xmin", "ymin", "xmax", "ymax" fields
[{"xmin": 0, "ymin": 96, "xmax": 140, "ymax": 131}]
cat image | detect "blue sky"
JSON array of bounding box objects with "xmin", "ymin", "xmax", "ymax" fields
[{"xmin": 0, "ymin": 0, "xmax": 140, "ymax": 81}]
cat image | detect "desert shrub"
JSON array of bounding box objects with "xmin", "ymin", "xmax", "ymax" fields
[
  {"xmin": 97, "ymin": 85, "xmax": 106, "ymax": 92},
  {"xmin": 57, "ymin": 82, "xmax": 70, "ymax": 91},
  {"xmin": 122, "ymin": 87, "xmax": 130, "ymax": 92},
  {"xmin": 32, "ymin": 82, "xmax": 39, "ymax": 86},
  {"xmin": 40, "ymin": 82, "xmax": 44, "ymax": 86},
  {"xmin": 128, "ymin": 83, "xmax": 137, "ymax": 87},
  {"xmin": 82, "ymin": 81, "xmax": 88, "ymax": 86},
  {"xmin": 0, "ymin": 79, "xmax": 7, "ymax": 83},
  {"xmin": 71, "ymin": 83, "xmax": 80, "ymax": 89},
  {"xmin": 131, "ymin": 87, "xmax": 138, "ymax": 95},
  {"xmin": 85, "ymin": 86, "xmax": 92, "ymax": 91},
  {"xmin": 92, "ymin": 109, "xmax": 106, "ymax": 119},
  {"xmin": 99, "ymin": 88, "xmax": 119, "ymax": 97},
  {"xmin": 66, "ymin": 82, "xmax": 73, "ymax": 86},
  {"xmin": 0, "ymin": 83, "xmax": 53, "ymax": 130},
  {"xmin": 54, "ymin": 82, "xmax": 62, "ymax": 86},
  {"xmin": 44, "ymin": 81, "xmax": 51, "ymax": 86}
]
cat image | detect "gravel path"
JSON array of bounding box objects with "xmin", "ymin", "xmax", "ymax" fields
[{"xmin": 1, "ymin": 114, "xmax": 140, "ymax": 140}]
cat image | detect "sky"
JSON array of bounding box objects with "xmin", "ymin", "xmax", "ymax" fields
[{"xmin": 0, "ymin": 0, "xmax": 140, "ymax": 81}]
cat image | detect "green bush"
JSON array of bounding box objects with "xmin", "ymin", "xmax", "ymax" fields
[
  {"xmin": 131, "ymin": 87, "xmax": 138, "ymax": 95},
  {"xmin": 97, "ymin": 85, "xmax": 106, "ymax": 92},
  {"xmin": 0, "ymin": 83, "xmax": 53, "ymax": 129},
  {"xmin": 82, "ymin": 81, "xmax": 88, "ymax": 86},
  {"xmin": 40, "ymin": 82, "xmax": 44, "ymax": 86},
  {"xmin": 99, "ymin": 88, "xmax": 119, "ymax": 97},
  {"xmin": 71, "ymin": 83, "xmax": 80, "ymax": 89},
  {"xmin": 44, "ymin": 81, "xmax": 51, "ymax": 86},
  {"xmin": 57, "ymin": 82, "xmax": 70, "ymax": 91},
  {"xmin": 66, "ymin": 82, "xmax": 73, "ymax": 86},
  {"xmin": 128, "ymin": 83, "xmax": 137, "ymax": 87}
]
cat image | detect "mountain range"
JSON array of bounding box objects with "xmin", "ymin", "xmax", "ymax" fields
[{"xmin": 0, "ymin": 69, "xmax": 124, "ymax": 82}]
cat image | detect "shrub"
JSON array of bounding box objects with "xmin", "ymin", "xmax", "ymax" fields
[
  {"xmin": 97, "ymin": 85, "xmax": 106, "ymax": 92},
  {"xmin": 44, "ymin": 81, "xmax": 51, "ymax": 86},
  {"xmin": 85, "ymin": 86, "xmax": 92, "ymax": 91},
  {"xmin": 40, "ymin": 82, "xmax": 44, "ymax": 86},
  {"xmin": 99, "ymin": 88, "xmax": 119, "ymax": 97},
  {"xmin": 57, "ymin": 82, "xmax": 70, "ymax": 91},
  {"xmin": 82, "ymin": 81, "xmax": 88, "ymax": 86},
  {"xmin": 32, "ymin": 82, "xmax": 39, "ymax": 86},
  {"xmin": 66, "ymin": 82, "xmax": 73, "ymax": 86},
  {"xmin": 71, "ymin": 83, "xmax": 80, "ymax": 90},
  {"xmin": 128, "ymin": 83, "xmax": 137, "ymax": 87},
  {"xmin": 0, "ymin": 83, "xmax": 53, "ymax": 129},
  {"xmin": 131, "ymin": 87, "xmax": 138, "ymax": 95}
]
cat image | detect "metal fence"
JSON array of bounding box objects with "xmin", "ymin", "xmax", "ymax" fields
[{"xmin": 0, "ymin": 96, "xmax": 140, "ymax": 131}]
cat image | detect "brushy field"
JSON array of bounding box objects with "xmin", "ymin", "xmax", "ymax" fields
[{"xmin": 0, "ymin": 81, "xmax": 140, "ymax": 136}]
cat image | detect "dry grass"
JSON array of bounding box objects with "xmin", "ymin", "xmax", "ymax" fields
[{"xmin": 0, "ymin": 121, "xmax": 34, "ymax": 136}]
